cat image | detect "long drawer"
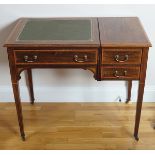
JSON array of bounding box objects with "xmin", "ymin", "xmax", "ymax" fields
[
  {"xmin": 102, "ymin": 48, "xmax": 142, "ymax": 65},
  {"xmin": 14, "ymin": 49, "xmax": 98, "ymax": 65},
  {"xmin": 101, "ymin": 66, "xmax": 140, "ymax": 80}
]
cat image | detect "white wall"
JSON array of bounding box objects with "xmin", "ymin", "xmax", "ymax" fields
[{"xmin": 0, "ymin": 4, "xmax": 155, "ymax": 102}]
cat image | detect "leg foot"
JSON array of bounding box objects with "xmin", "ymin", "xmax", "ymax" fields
[
  {"xmin": 21, "ymin": 134, "xmax": 26, "ymax": 141},
  {"xmin": 134, "ymin": 134, "xmax": 139, "ymax": 141},
  {"xmin": 126, "ymin": 100, "xmax": 132, "ymax": 104},
  {"xmin": 126, "ymin": 99, "xmax": 130, "ymax": 104},
  {"xmin": 31, "ymin": 99, "xmax": 35, "ymax": 105}
]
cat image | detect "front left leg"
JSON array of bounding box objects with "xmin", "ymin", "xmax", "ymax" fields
[
  {"xmin": 8, "ymin": 50, "xmax": 26, "ymax": 141},
  {"xmin": 12, "ymin": 82, "xmax": 25, "ymax": 141}
]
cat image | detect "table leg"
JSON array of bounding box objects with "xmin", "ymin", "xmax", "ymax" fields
[
  {"xmin": 134, "ymin": 83, "xmax": 145, "ymax": 141},
  {"xmin": 134, "ymin": 48, "xmax": 149, "ymax": 141},
  {"xmin": 12, "ymin": 82, "xmax": 25, "ymax": 141},
  {"xmin": 26, "ymin": 69, "xmax": 35, "ymax": 104},
  {"xmin": 126, "ymin": 80, "xmax": 132, "ymax": 103},
  {"xmin": 8, "ymin": 50, "xmax": 25, "ymax": 141}
]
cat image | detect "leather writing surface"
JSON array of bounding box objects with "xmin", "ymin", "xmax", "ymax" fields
[{"xmin": 18, "ymin": 19, "xmax": 92, "ymax": 41}]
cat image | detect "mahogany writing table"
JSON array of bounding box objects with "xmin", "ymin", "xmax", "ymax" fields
[{"xmin": 4, "ymin": 17, "xmax": 151, "ymax": 141}]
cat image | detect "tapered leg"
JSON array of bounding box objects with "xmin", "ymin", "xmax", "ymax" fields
[
  {"xmin": 7, "ymin": 50, "xmax": 26, "ymax": 141},
  {"xmin": 12, "ymin": 82, "xmax": 25, "ymax": 141},
  {"xmin": 126, "ymin": 80, "xmax": 132, "ymax": 103},
  {"xmin": 134, "ymin": 83, "xmax": 145, "ymax": 141},
  {"xmin": 26, "ymin": 69, "xmax": 35, "ymax": 104},
  {"xmin": 134, "ymin": 48, "xmax": 149, "ymax": 141}
]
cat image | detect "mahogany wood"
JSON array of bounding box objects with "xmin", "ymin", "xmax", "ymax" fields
[
  {"xmin": 101, "ymin": 66, "xmax": 140, "ymax": 80},
  {"xmin": 4, "ymin": 17, "xmax": 152, "ymax": 141},
  {"xmin": 26, "ymin": 69, "xmax": 35, "ymax": 104},
  {"xmin": 126, "ymin": 80, "xmax": 132, "ymax": 103},
  {"xmin": 102, "ymin": 48, "xmax": 142, "ymax": 65},
  {"xmin": 134, "ymin": 48, "xmax": 149, "ymax": 141},
  {"xmin": 14, "ymin": 49, "xmax": 98, "ymax": 65},
  {"xmin": 98, "ymin": 17, "xmax": 151, "ymax": 47},
  {"xmin": 7, "ymin": 49, "xmax": 25, "ymax": 140}
]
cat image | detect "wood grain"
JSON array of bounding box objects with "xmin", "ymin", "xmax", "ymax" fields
[
  {"xmin": 102, "ymin": 48, "xmax": 142, "ymax": 65},
  {"xmin": 4, "ymin": 17, "xmax": 152, "ymax": 141},
  {"xmin": 15, "ymin": 49, "xmax": 98, "ymax": 65},
  {"xmin": 98, "ymin": 17, "xmax": 152, "ymax": 47},
  {"xmin": 101, "ymin": 66, "xmax": 140, "ymax": 80},
  {"xmin": 0, "ymin": 103, "xmax": 155, "ymax": 150},
  {"xmin": 126, "ymin": 80, "xmax": 132, "ymax": 103},
  {"xmin": 134, "ymin": 48, "xmax": 149, "ymax": 140},
  {"xmin": 26, "ymin": 69, "xmax": 35, "ymax": 104}
]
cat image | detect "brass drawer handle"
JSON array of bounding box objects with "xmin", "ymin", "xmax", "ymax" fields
[
  {"xmin": 115, "ymin": 55, "xmax": 129, "ymax": 63},
  {"xmin": 114, "ymin": 70, "xmax": 127, "ymax": 78},
  {"xmin": 74, "ymin": 55, "xmax": 88, "ymax": 63},
  {"xmin": 24, "ymin": 55, "xmax": 38, "ymax": 63}
]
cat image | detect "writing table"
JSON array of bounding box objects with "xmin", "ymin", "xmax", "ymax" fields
[{"xmin": 4, "ymin": 17, "xmax": 152, "ymax": 141}]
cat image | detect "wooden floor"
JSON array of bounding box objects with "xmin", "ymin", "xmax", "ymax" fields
[{"xmin": 0, "ymin": 102, "xmax": 155, "ymax": 150}]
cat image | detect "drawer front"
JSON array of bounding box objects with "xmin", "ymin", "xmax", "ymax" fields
[
  {"xmin": 101, "ymin": 66, "xmax": 140, "ymax": 80},
  {"xmin": 102, "ymin": 48, "xmax": 142, "ymax": 64},
  {"xmin": 14, "ymin": 49, "xmax": 98, "ymax": 65}
]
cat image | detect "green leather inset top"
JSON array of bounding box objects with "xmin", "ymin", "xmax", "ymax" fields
[{"xmin": 18, "ymin": 19, "xmax": 92, "ymax": 41}]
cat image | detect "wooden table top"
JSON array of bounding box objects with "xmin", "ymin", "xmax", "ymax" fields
[
  {"xmin": 4, "ymin": 18, "xmax": 100, "ymax": 48},
  {"xmin": 4, "ymin": 17, "xmax": 152, "ymax": 48},
  {"xmin": 98, "ymin": 17, "xmax": 152, "ymax": 47}
]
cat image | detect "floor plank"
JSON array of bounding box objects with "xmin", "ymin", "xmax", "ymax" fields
[{"xmin": 0, "ymin": 102, "xmax": 155, "ymax": 150}]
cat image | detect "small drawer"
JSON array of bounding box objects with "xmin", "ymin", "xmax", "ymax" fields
[
  {"xmin": 101, "ymin": 66, "xmax": 140, "ymax": 80},
  {"xmin": 102, "ymin": 48, "xmax": 142, "ymax": 64},
  {"xmin": 14, "ymin": 49, "xmax": 98, "ymax": 65}
]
